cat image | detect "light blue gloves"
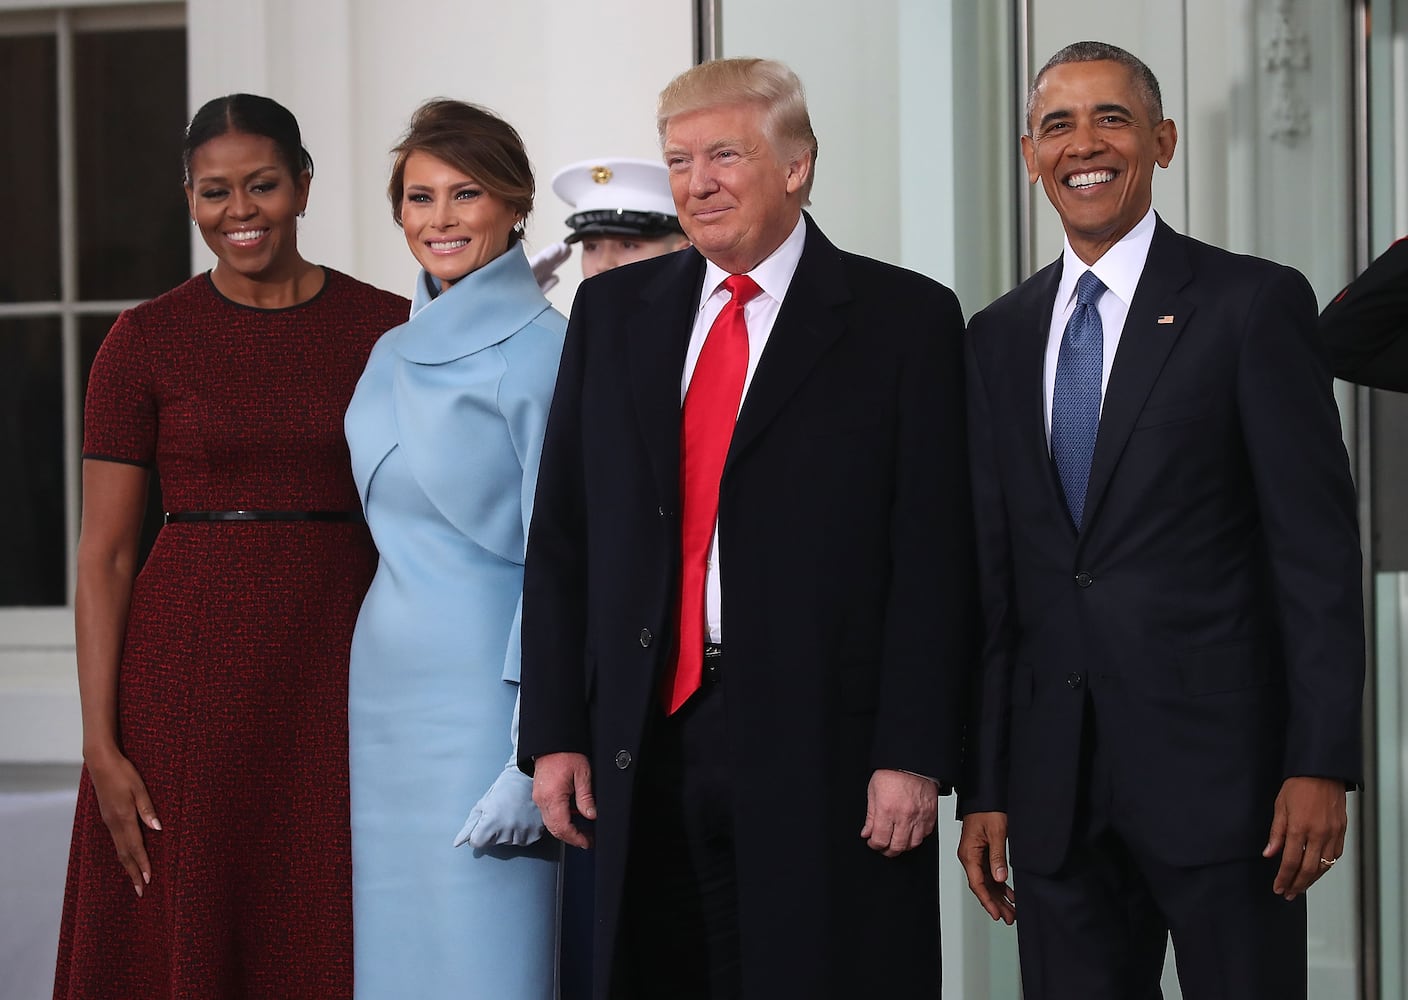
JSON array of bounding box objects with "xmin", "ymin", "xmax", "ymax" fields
[{"xmin": 453, "ymin": 691, "xmax": 547, "ymax": 849}]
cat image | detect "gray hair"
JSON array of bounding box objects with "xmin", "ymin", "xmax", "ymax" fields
[
  {"xmin": 1026, "ymin": 41, "xmax": 1163, "ymax": 135},
  {"xmin": 657, "ymin": 57, "xmax": 819, "ymax": 204}
]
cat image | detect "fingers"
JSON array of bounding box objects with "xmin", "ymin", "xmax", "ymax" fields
[
  {"xmin": 134, "ymin": 786, "xmax": 162, "ymax": 833},
  {"xmin": 573, "ymin": 766, "xmax": 598, "ymax": 822},
  {"xmin": 108, "ymin": 813, "xmax": 153, "ymax": 897},
  {"xmin": 861, "ymin": 770, "xmax": 937, "ymax": 857},
  {"xmin": 91, "ymin": 756, "xmax": 159, "ymax": 897},
  {"xmin": 531, "ymin": 752, "xmax": 594, "ymax": 850},
  {"xmin": 1266, "ymin": 777, "xmax": 1348, "ymax": 899},
  {"xmin": 987, "ymin": 838, "xmax": 1010, "ymax": 886},
  {"xmin": 958, "ymin": 813, "xmax": 1016, "ymax": 924},
  {"xmin": 536, "ymin": 786, "xmax": 586, "ymax": 848}
]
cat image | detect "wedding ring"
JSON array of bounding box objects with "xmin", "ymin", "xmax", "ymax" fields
[{"xmin": 1319, "ymin": 857, "xmax": 1336, "ymax": 867}]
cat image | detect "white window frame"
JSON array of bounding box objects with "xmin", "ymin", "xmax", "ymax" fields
[{"xmin": 0, "ymin": 2, "xmax": 185, "ymax": 762}]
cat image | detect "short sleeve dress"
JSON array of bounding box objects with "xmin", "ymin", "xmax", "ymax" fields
[{"xmin": 53, "ymin": 268, "xmax": 408, "ymax": 1000}]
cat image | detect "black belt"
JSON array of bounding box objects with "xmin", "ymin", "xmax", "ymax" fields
[
  {"xmin": 164, "ymin": 510, "xmax": 365, "ymax": 524},
  {"xmin": 703, "ymin": 643, "xmax": 723, "ymax": 685}
]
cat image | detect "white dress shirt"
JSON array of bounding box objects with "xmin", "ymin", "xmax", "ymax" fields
[
  {"xmin": 1043, "ymin": 207, "xmax": 1157, "ymax": 444},
  {"xmin": 681, "ymin": 214, "xmax": 807, "ymax": 644}
]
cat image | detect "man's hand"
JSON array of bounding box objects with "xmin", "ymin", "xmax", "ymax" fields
[
  {"xmin": 1263, "ymin": 776, "xmax": 1347, "ymax": 900},
  {"xmin": 860, "ymin": 769, "xmax": 937, "ymax": 857},
  {"xmin": 531, "ymin": 751, "xmax": 596, "ymax": 849},
  {"xmin": 958, "ymin": 811, "xmax": 1016, "ymax": 924}
]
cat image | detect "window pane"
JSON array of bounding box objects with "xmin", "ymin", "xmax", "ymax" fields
[
  {"xmin": 80, "ymin": 315, "xmax": 164, "ymax": 567},
  {"xmin": 74, "ymin": 28, "xmax": 188, "ymax": 301},
  {"xmin": 0, "ymin": 318, "xmax": 65, "ymax": 605},
  {"xmin": 0, "ymin": 35, "xmax": 60, "ymax": 303}
]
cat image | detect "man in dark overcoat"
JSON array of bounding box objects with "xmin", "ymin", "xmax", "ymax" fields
[{"xmin": 519, "ymin": 56, "xmax": 974, "ymax": 1000}]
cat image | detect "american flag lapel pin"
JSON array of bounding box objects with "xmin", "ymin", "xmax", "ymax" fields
[{"xmin": 1157, "ymin": 314, "xmax": 1175, "ymax": 324}]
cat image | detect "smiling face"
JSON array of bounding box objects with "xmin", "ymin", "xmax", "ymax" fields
[
  {"xmin": 185, "ymin": 131, "xmax": 309, "ymax": 283},
  {"xmin": 399, "ymin": 150, "xmax": 520, "ymax": 285},
  {"xmin": 663, "ymin": 102, "xmax": 809, "ymax": 274},
  {"xmin": 579, "ymin": 232, "xmax": 690, "ymax": 279},
  {"xmin": 1022, "ymin": 59, "xmax": 1177, "ymax": 265}
]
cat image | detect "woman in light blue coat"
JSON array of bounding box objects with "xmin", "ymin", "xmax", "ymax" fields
[{"xmin": 345, "ymin": 99, "xmax": 565, "ymax": 999}]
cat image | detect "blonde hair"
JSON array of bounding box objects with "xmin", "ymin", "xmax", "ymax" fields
[{"xmin": 657, "ymin": 57, "xmax": 818, "ymax": 204}]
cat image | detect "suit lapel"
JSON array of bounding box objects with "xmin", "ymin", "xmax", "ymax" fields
[
  {"xmin": 1081, "ymin": 220, "xmax": 1194, "ymax": 535},
  {"xmin": 1014, "ymin": 262, "xmax": 1068, "ymax": 523},
  {"xmin": 627, "ymin": 249, "xmax": 706, "ymax": 511},
  {"xmin": 725, "ymin": 216, "xmax": 850, "ymax": 474}
]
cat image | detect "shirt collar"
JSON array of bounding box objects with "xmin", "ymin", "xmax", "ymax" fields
[
  {"xmin": 697, "ymin": 213, "xmax": 807, "ymax": 311},
  {"xmin": 1056, "ymin": 207, "xmax": 1157, "ymax": 311}
]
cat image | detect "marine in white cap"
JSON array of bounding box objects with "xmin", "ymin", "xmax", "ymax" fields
[{"xmin": 530, "ymin": 157, "xmax": 690, "ymax": 290}]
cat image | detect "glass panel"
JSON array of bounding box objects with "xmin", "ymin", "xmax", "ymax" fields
[
  {"xmin": 79, "ymin": 314, "xmax": 164, "ymax": 567},
  {"xmin": 0, "ymin": 34, "xmax": 60, "ymax": 303},
  {"xmin": 1367, "ymin": 3, "xmax": 1408, "ymax": 997},
  {"xmin": 74, "ymin": 27, "xmax": 188, "ymax": 302},
  {"xmin": 0, "ymin": 317, "xmax": 65, "ymax": 605}
]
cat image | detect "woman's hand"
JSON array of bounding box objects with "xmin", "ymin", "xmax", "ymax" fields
[
  {"xmin": 85, "ymin": 745, "xmax": 161, "ymax": 896},
  {"xmin": 454, "ymin": 763, "xmax": 544, "ymax": 849}
]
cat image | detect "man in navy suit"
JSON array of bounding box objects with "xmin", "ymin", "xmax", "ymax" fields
[
  {"xmin": 957, "ymin": 41, "xmax": 1364, "ymax": 999},
  {"xmin": 520, "ymin": 57, "xmax": 973, "ymax": 999}
]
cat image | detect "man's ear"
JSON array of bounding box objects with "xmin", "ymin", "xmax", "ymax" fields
[
  {"xmin": 1154, "ymin": 118, "xmax": 1178, "ymax": 169},
  {"xmin": 1020, "ymin": 134, "xmax": 1040, "ymax": 185},
  {"xmin": 784, "ymin": 151, "xmax": 812, "ymax": 196}
]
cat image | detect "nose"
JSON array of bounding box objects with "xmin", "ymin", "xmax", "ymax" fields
[
  {"xmin": 228, "ymin": 189, "xmax": 255, "ymax": 219},
  {"xmin": 688, "ymin": 160, "xmax": 718, "ymax": 197},
  {"xmin": 1068, "ymin": 118, "xmax": 1106, "ymax": 156},
  {"xmin": 430, "ymin": 197, "xmax": 456, "ymax": 230}
]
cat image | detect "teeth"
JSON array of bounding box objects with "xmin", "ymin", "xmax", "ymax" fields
[
  {"xmin": 1067, "ymin": 170, "xmax": 1114, "ymax": 189},
  {"xmin": 227, "ymin": 229, "xmax": 267, "ymax": 243},
  {"xmin": 429, "ymin": 239, "xmax": 468, "ymax": 250}
]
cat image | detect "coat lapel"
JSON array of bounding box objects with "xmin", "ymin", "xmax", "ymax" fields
[
  {"xmin": 1080, "ymin": 220, "xmax": 1194, "ymax": 535},
  {"xmin": 1014, "ymin": 261, "xmax": 1068, "ymax": 523},
  {"xmin": 725, "ymin": 216, "xmax": 850, "ymax": 474},
  {"xmin": 627, "ymin": 249, "xmax": 705, "ymax": 512}
]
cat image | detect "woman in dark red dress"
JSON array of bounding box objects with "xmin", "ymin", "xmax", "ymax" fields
[{"xmin": 53, "ymin": 94, "xmax": 407, "ymax": 1000}]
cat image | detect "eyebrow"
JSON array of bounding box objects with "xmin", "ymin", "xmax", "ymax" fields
[
  {"xmin": 1038, "ymin": 102, "xmax": 1135, "ymax": 130},
  {"xmin": 193, "ymin": 165, "xmax": 280, "ymax": 186},
  {"xmin": 403, "ymin": 180, "xmax": 481, "ymax": 192},
  {"xmin": 664, "ymin": 136, "xmax": 750, "ymax": 157}
]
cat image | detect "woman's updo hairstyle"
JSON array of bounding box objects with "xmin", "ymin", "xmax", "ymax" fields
[
  {"xmin": 386, "ymin": 99, "xmax": 534, "ymax": 238},
  {"xmin": 182, "ymin": 94, "xmax": 314, "ymax": 184}
]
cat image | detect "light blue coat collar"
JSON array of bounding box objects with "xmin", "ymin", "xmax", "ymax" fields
[{"xmin": 394, "ymin": 242, "xmax": 550, "ymax": 364}]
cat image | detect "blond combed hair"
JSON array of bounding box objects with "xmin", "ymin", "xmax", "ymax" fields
[{"xmin": 657, "ymin": 57, "xmax": 818, "ymax": 205}]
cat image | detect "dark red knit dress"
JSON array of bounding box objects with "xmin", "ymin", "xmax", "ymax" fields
[{"xmin": 54, "ymin": 269, "xmax": 408, "ymax": 1000}]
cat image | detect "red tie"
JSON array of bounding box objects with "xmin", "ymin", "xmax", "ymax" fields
[{"xmin": 664, "ymin": 273, "xmax": 761, "ymax": 714}]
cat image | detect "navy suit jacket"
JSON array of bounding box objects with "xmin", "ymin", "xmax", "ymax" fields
[
  {"xmin": 520, "ymin": 215, "xmax": 975, "ymax": 997},
  {"xmin": 961, "ymin": 218, "xmax": 1364, "ymax": 875}
]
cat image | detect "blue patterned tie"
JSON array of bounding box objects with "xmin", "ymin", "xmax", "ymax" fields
[{"xmin": 1051, "ymin": 270, "xmax": 1106, "ymax": 529}]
